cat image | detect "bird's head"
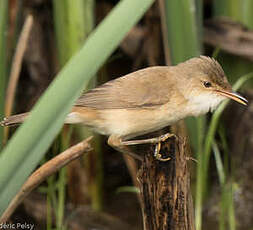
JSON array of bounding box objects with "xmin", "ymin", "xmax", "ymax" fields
[{"xmin": 176, "ymin": 56, "xmax": 248, "ymax": 115}]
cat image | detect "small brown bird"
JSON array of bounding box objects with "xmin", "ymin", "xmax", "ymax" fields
[{"xmin": 0, "ymin": 56, "xmax": 247, "ymax": 161}]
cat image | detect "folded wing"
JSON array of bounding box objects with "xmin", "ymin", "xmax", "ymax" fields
[{"xmin": 75, "ymin": 67, "xmax": 175, "ymax": 110}]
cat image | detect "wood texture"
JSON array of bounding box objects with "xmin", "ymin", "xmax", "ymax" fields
[
  {"xmin": 138, "ymin": 134, "xmax": 194, "ymax": 230},
  {"xmin": 204, "ymin": 17, "xmax": 253, "ymax": 61}
]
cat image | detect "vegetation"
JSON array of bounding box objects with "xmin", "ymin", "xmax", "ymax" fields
[{"xmin": 0, "ymin": 0, "xmax": 252, "ymax": 229}]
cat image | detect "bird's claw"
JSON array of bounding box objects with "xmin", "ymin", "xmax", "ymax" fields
[
  {"xmin": 153, "ymin": 133, "xmax": 177, "ymax": 161},
  {"xmin": 154, "ymin": 142, "xmax": 171, "ymax": 161}
]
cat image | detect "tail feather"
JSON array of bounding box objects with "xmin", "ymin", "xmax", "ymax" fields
[{"xmin": 0, "ymin": 112, "xmax": 29, "ymax": 126}]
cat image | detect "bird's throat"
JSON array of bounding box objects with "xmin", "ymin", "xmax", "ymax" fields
[{"xmin": 187, "ymin": 93, "xmax": 224, "ymax": 116}]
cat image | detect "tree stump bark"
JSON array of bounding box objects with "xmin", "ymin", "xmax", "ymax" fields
[{"xmin": 138, "ymin": 127, "xmax": 194, "ymax": 230}]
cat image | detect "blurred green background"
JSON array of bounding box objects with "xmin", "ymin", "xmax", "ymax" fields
[{"xmin": 0, "ymin": 0, "xmax": 252, "ymax": 229}]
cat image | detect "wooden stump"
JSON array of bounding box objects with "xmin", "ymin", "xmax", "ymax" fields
[{"xmin": 138, "ymin": 134, "xmax": 194, "ymax": 230}]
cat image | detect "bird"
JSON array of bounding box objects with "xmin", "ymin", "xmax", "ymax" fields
[{"xmin": 0, "ymin": 56, "xmax": 248, "ymax": 161}]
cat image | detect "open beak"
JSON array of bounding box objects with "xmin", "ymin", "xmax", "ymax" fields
[{"xmin": 215, "ymin": 90, "xmax": 248, "ymax": 106}]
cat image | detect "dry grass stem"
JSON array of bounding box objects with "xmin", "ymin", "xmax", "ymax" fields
[
  {"xmin": 0, "ymin": 136, "xmax": 93, "ymax": 222},
  {"xmin": 3, "ymin": 14, "xmax": 33, "ymax": 143},
  {"xmin": 122, "ymin": 154, "xmax": 141, "ymax": 202},
  {"xmin": 158, "ymin": 0, "xmax": 171, "ymax": 66}
]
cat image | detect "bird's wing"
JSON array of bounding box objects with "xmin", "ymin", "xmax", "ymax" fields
[{"xmin": 75, "ymin": 67, "xmax": 176, "ymax": 109}]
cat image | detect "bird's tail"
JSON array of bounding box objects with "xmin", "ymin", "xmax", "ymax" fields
[
  {"xmin": 0, "ymin": 112, "xmax": 29, "ymax": 126},
  {"xmin": 0, "ymin": 107, "xmax": 94, "ymax": 127},
  {"xmin": 0, "ymin": 109, "xmax": 87, "ymax": 127}
]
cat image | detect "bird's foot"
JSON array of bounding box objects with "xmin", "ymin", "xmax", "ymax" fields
[
  {"xmin": 153, "ymin": 133, "xmax": 177, "ymax": 161},
  {"xmin": 108, "ymin": 132, "xmax": 178, "ymax": 162}
]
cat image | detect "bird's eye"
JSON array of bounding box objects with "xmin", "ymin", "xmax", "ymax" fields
[{"xmin": 203, "ymin": 81, "xmax": 212, "ymax": 88}]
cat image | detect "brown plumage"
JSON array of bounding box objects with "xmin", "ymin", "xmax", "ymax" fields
[
  {"xmin": 75, "ymin": 66, "xmax": 175, "ymax": 109},
  {"xmin": 1, "ymin": 56, "xmax": 247, "ymax": 161}
]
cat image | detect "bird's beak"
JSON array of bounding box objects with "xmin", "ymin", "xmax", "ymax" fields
[{"xmin": 215, "ymin": 90, "xmax": 248, "ymax": 105}]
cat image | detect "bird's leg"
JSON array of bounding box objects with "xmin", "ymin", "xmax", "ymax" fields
[
  {"xmin": 108, "ymin": 135, "xmax": 143, "ymax": 161},
  {"xmin": 121, "ymin": 133, "xmax": 176, "ymax": 161},
  {"xmin": 108, "ymin": 133, "xmax": 177, "ymax": 162},
  {"xmin": 121, "ymin": 133, "xmax": 176, "ymax": 145}
]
